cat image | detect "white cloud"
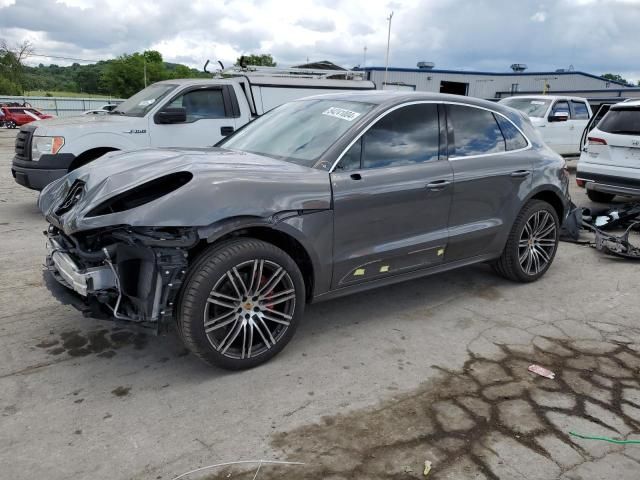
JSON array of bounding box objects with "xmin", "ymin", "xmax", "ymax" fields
[{"xmin": 0, "ymin": 0, "xmax": 638, "ymax": 84}]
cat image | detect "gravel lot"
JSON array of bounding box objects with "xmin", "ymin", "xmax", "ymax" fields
[{"xmin": 1, "ymin": 127, "xmax": 639, "ymax": 480}]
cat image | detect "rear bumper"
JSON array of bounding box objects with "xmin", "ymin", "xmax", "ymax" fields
[
  {"xmin": 12, "ymin": 153, "xmax": 76, "ymax": 191},
  {"xmin": 576, "ymin": 170, "xmax": 640, "ymax": 197}
]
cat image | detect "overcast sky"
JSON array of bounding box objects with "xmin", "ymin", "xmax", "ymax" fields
[{"xmin": 1, "ymin": 0, "xmax": 639, "ymax": 83}]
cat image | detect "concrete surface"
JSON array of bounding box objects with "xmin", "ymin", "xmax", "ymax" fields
[{"xmin": 0, "ymin": 127, "xmax": 639, "ymax": 480}]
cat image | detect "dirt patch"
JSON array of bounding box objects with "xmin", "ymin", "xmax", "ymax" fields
[
  {"xmin": 36, "ymin": 328, "xmax": 148, "ymax": 357},
  {"xmin": 203, "ymin": 332, "xmax": 640, "ymax": 479},
  {"xmin": 111, "ymin": 386, "xmax": 131, "ymax": 397}
]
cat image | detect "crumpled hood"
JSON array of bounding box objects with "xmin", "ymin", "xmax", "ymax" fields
[{"xmin": 38, "ymin": 147, "xmax": 332, "ymax": 235}]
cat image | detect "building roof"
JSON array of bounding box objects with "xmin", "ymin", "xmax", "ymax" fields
[{"xmin": 359, "ymin": 66, "xmax": 631, "ymax": 87}]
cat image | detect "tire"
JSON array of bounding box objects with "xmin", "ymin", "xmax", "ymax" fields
[
  {"xmin": 493, "ymin": 200, "xmax": 560, "ymax": 283},
  {"xmin": 177, "ymin": 238, "xmax": 306, "ymax": 370},
  {"xmin": 587, "ymin": 190, "xmax": 615, "ymax": 203},
  {"xmin": 7, "ymin": 121, "xmax": 16, "ymax": 129}
]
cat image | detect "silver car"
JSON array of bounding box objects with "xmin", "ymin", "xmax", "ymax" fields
[{"xmin": 39, "ymin": 92, "xmax": 571, "ymax": 369}]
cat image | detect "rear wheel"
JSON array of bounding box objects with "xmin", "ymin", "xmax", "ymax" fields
[
  {"xmin": 587, "ymin": 190, "xmax": 615, "ymax": 203},
  {"xmin": 493, "ymin": 200, "xmax": 559, "ymax": 283},
  {"xmin": 6, "ymin": 120, "xmax": 16, "ymax": 129},
  {"xmin": 178, "ymin": 238, "xmax": 305, "ymax": 370}
]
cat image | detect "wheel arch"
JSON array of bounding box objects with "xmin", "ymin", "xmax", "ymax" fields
[
  {"xmin": 525, "ymin": 186, "xmax": 567, "ymax": 221},
  {"xmin": 195, "ymin": 218, "xmax": 318, "ymax": 302}
]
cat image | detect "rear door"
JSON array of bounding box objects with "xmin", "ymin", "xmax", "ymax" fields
[
  {"xmin": 445, "ymin": 103, "xmax": 533, "ymax": 261},
  {"xmin": 149, "ymin": 86, "xmax": 239, "ymax": 147},
  {"xmin": 330, "ymin": 102, "xmax": 453, "ymax": 288},
  {"xmin": 594, "ymin": 105, "xmax": 640, "ymax": 168},
  {"xmin": 569, "ymin": 99, "xmax": 590, "ymax": 152}
]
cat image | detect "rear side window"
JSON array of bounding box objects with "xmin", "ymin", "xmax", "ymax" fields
[
  {"xmin": 358, "ymin": 103, "xmax": 440, "ymax": 170},
  {"xmin": 597, "ymin": 108, "xmax": 640, "ymax": 135},
  {"xmin": 495, "ymin": 115, "xmax": 528, "ymax": 151},
  {"xmin": 571, "ymin": 101, "xmax": 590, "ymax": 120},
  {"xmin": 447, "ymin": 104, "xmax": 505, "ymax": 157}
]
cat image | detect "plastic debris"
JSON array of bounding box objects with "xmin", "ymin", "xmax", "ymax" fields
[
  {"xmin": 528, "ymin": 364, "xmax": 555, "ymax": 379},
  {"xmin": 423, "ymin": 460, "xmax": 432, "ymax": 477},
  {"xmin": 569, "ymin": 431, "xmax": 640, "ymax": 445}
]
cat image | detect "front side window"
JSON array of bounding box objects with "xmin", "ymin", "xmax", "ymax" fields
[
  {"xmin": 447, "ymin": 104, "xmax": 506, "ymax": 157},
  {"xmin": 220, "ymin": 99, "xmax": 375, "ymax": 167},
  {"xmin": 571, "ymin": 101, "xmax": 590, "ymax": 120},
  {"xmin": 168, "ymin": 89, "xmax": 227, "ymax": 121},
  {"xmin": 552, "ymin": 101, "xmax": 570, "ymax": 116}
]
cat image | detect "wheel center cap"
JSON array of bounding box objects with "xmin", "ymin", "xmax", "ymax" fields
[{"xmin": 243, "ymin": 302, "xmax": 254, "ymax": 310}]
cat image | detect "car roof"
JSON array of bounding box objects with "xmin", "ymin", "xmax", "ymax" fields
[
  {"xmin": 500, "ymin": 95, "xmax": 588, "ymax": 102},
  {"xmin": 298, "ymin": 90, "xmax": 511, "ymax": 112},
  {"xmin": 612, "ymin": 99, "xmax": 640, "ymax": 108}
]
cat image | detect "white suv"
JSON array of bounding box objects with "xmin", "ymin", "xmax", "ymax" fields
[
  {"xmin": 499, "ymin": 95, "xmax": 592, "ymax": 156},
  {"xmin": 577, "ymin": 100, "xmax": 640, "ymax": 202}
]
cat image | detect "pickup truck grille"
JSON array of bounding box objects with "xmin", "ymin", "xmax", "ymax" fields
[{"xmin": 14, "ymin": 125, "xmax": 36, "ymax": 161}]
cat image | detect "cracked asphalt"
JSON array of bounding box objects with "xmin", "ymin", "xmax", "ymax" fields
[{"xmin": 0, "ymin": 128, "xmax": 639, "ymax": 480}]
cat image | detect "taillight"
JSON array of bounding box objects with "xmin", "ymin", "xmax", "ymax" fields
[
  {"xmin": 576, "ymin": 179, "xmax": 585, "ymax": 188},
  {"xmin": 588, "ymin": 137, "xmax": 607, "ymax": 145}
]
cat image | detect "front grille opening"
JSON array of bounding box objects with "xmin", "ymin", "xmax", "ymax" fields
[
  {"xmin": 86, "ymin": 172, "xmax": 193, "ymax": 217},
  {"xmin": 55, "ymin": 180, "xmax": 85, "ymax": 216}
]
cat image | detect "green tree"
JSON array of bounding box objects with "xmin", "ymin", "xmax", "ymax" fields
[
  {"xmin": 235, "ymin": 54, "xmax": 276, "ymax": 67},
  {"xmin": 0, "ymin": 76, "xmax": 21, "ymax": 95},
  {"xmin": 101, "ymin": 50, "xmax": 167, "ymax": 97},
  {"xmin": 601, "ymin": 73, "xmax": 629, "ymax": 85},
  {"xmin": 0, "ymin": 39, "xmax": 33, "ymax": 93}
]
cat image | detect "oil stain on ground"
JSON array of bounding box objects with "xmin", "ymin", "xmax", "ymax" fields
[
  {"xmin": 204, "ymin": 325, "xmax": 640, "ymax": 479},
  {"xmin": 36, "ymin": 327, "xmax": 148, "ymax": 358}
]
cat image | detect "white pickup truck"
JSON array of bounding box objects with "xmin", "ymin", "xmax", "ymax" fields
[
  {"xmin": 12, "ymin": 72, "xmax": 374, "ymax": 190},
  {"xmin": 499, "ymin": 95, "xmax": 592, "ymax": 156}
]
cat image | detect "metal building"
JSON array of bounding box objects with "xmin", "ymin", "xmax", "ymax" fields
[{"xmin": 360, "ymin": 66, "xmax": 640, "ymax": 102}]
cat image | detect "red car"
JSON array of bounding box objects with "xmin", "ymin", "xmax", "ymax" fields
[{"xmin": 1, "ymin": 106, "xmax": 53, "ymax": 128}]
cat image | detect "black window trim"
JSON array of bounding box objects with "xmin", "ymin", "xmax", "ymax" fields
[
  {"xmin": 154, "ymin": 85, "xmax": 232, "ymax": 124},
  {"xmin": 330, "ymin": 101, "xmax": 532, "ymax": 171}
]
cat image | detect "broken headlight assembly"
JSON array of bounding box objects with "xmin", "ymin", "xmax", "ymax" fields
[{"xmin": 32, "ymin": 136, "xmax": 65, "ymax": 161}]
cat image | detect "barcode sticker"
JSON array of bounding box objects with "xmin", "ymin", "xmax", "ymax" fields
[{"xmin": 322, "ymin": 107, "xmax": 361, "ymax": 121}]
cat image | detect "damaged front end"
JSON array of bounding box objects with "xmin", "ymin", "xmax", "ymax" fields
[{"xmin": 44, "ymin": 225, "xmax": 197, "ymax": 330}]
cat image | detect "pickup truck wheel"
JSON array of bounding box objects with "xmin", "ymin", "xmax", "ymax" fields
[
  {"xmin": 6, "ymin": 120, "xmax": 16, "ymax": 129},
  {"xmin": 586, "ymin": 190, "xmax": 615, "ymax": 203},
  {"xmin": 178, "ymin": 239, "xmax": 305, "ymax": 370},
  {"xmin": 493, "ymin": 200, "xmax": 559, "ymax": 283}
]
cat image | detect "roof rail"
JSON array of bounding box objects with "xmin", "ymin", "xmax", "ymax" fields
[{"xmin": 217, "ymin": 65, "xmax": 368, "ymax": 81}]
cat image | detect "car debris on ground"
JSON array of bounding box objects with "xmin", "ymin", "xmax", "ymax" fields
[
  {"xmin": 528, "ymin": 364, "xmax": 556, "ymax": 379},
  {"xmin": 560, "ymin": 202, "xmax": 640, "ymax": 260}
]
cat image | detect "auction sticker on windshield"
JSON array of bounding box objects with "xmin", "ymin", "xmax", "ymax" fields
[{"xmin": 322, "ymin": 107, "xmax": 361, "ymax": 121}]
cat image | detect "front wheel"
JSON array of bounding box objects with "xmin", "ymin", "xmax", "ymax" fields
[
  {"xmin": 178, "ymin": 238, "xmax": 306, "ymax": 370},
  {"xmin": 6, "ymin": 120, "xmax": 16, "ymax": 129},
  {"xmin": 493, "ymin": 200, "xmax": 560, "ymax": 283}
]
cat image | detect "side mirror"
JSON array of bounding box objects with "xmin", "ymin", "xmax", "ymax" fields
[
  {"xmin": 549, "ymin": 111, "xmax": 569, "ymax": 122},
  {"xmin": 155, "ymin": 107, "xmax": 187, "ymax": 124}
]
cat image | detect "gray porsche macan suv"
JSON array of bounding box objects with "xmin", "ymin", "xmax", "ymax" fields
[{"xmin": 39, "ymin": 92, "xmax": 571, "ymax": 369}]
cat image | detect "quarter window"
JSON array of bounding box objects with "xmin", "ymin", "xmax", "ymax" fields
[
  {"xmin": 495, "ymin": 115, "xmax": 528, "ymax": 151},
  {"xmin": 571, "ymin": 101, "xmax": 590, "ymax": 120},
  {"xmin": 168, "ymin": 89, "xmax": 227, "ymax": 121},
  {"xmin": 447, "ymin": 104, "xmax": 506, "ymax": 157}
]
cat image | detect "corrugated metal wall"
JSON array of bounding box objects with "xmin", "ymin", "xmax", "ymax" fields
[
  {"xmin": 0, "ymin": 96, "xmax": 124, "ymax": 117},
  {"xmin": 368, "ymin": 70, "xmax": 626, "ymax": 99}
]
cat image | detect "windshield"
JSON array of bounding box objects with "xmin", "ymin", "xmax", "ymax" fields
[
  {"xmin": 219, "ymin": 99, "xmax": 376, "ymax": 167},
  {"xmin": 113, "ymin": 83, "xmax": 177, "ymax": 117},
  {"xmin": 500, "ymin": 98, "xmax": 552, "ymax": 118},
  {"xmin": 597, "ymin": 107, "xmax": 640, "ymax": 135}
]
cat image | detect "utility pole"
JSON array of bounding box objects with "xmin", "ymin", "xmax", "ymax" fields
[
  {"xmin": 384, "ymin": 11, "xmax": 394, "ymax": 88},
  {"xmin": 143, "ymin": 57, "xmax": 147, "ymax": 87},
  {"xmin": 363, "ymin": 46, "xmax": 367, "ymax": 68}
]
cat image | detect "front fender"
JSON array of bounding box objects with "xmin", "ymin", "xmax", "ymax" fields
[{"xmin": 61, "ymin": 132, "xmax": 145, "ymax": 156}]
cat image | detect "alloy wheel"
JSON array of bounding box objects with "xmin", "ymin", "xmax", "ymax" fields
[
  {"xmin": 518, "ymin": 210, "xmax": 557, "ymax": 276},
  {"xmin": 203, "ymin": 259, "xmax": 296, "ymax": 359}
]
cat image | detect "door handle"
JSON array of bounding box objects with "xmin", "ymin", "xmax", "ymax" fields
[
  {"xmin": 350, "ymin": 173, "xmax": 362, "ymax": 181},
  {"xmin": 426, "ymin": 179, "xmax": 451, "ymax": 190},
  {"xmin": 510, "ymin": 170, "xmax": 531, "ymax": 178},
  {"xmin": 220, "ymin": 126, "xmax": 234, "ymax": 136}
]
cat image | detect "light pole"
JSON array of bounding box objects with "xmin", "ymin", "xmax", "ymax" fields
[
  {"xmin": 363, "ymin": 46, "xmax": 367, "ymax": 68},
  {"xmin": 384, "ymin": 11, "xmax": 394, "ymax": 88}
]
